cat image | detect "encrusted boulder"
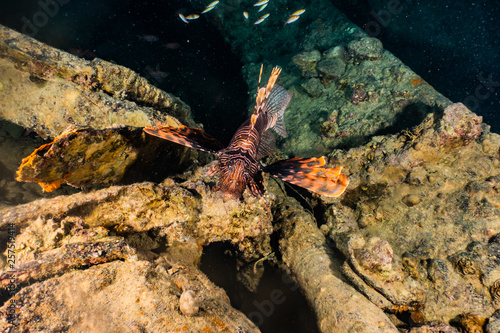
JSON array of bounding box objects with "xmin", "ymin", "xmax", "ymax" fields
[
  {"xmin": 292, "ymin": 50, "xmax": 322, "ymax": 77},
  {"xmin": 348, "ymin": 37, "xmax": 384, "ymax": 61},
  {"xmin": 439, "ymin": 102, "xmax": 483, "ymax": 143}
]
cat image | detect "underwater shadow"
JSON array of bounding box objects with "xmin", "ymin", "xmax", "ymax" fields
[
  {"xmin": 373, "ymin": 101, "xmax": 439, "ymax": 137},
  {"xmin": 332, "ymin": 101, "xmax": 442, "ymax": 150}
]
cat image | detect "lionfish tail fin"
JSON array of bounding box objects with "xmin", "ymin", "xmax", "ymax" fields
[
  {"xmin": 144, "ymin": 125, "xmax": 224, "ymax": 154},
  {"xmin": 263, "ymin": 157, "xmax": 349, "ymax": 197}
]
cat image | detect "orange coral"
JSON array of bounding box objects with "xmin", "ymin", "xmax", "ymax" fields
[{"xmin": 411, "ymin": 78, "xmax": 423, "ymax": 86}]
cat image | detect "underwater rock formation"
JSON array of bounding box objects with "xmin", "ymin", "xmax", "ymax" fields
[
  {"xmin": 0, "ymin": 24, "xmax": 200, "ymax": 207},
  {"xmin": 1, "ymin": 259, "xmax": 260, "ymax": 332},
  {"xmin": 0, "ymin": 181, "xmax": 274, "ymax": 260},
  {"xmin": 348, "ymin": 37, "xmax": 384, "ymax": 61},
  {"xmin": 1, "ymin": 7, "xmax": 500, "ymax": 332},
  {"xmin": 274, "ymin": 195, "xmax": 398, "ymax": 332},
  {"xmin": 2, "ymin": 96, "xmax": 500, "ymax": 331},
  {"xmin": 0, "ymin": 24, "xmax": 194, "ymax": 140},
  {"xmin": 189, "ymin": 0, "xmax": 451, "ymax": 157},
  {"xmin": 439, "ymin": 102, "xmax": 483, "ymax": 143},
  {"xmin": 292, "ymin": 50, "xmax": 322, "ymax": 77},
  {"xmin": 15, "ymin": 126, "xmax": 195, "ymax": 192},
  {"xmin": 0, "ymin": 181, "xmax": 272, "ymax": 331},
  {"xmin": 324, "ymin": 108, "xmax": 500, "ymax": 325}
]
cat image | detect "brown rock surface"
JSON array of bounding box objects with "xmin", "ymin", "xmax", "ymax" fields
[
  {"xmin": 274, "ymin": 195, "xmax": 398, "ymax": 333},
  {"xmin": 0, "ymin": 180, "xmax": 273, "ymax": 331},
  {"xmin": 325, "ymin": 109, "xmax": 500, "ymax": 323},
  {"xmin": 15, "ymin": 126, "xmax": 195, "ymax": 192},
  {"xmin": 1, "ymin": 259, "xmax": 259, "ymax": 332},
  {"xmin": 0, "ymin": 24, "xmax": 194, "ymax": 140}
]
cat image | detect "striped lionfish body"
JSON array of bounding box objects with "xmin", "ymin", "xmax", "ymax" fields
[{"xmin": 144, "ymin": 66, "xmax": 349, "ymax": 199}]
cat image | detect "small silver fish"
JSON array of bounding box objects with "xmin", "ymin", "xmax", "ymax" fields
[
  {"xmin": 257, "ymin": 3, "xmax": 268, "ymax": 12},
  {"xmin": 290, "ymin": 9, "xmax": 306, "ymax": 16},
  {"xmin": 202, "ymin": 1, "xmax": 219, "ymax": 14},
  {"xmin": 202, "ymin": 6, "xmax": 215, "ymax": 13},
  {"xmin": 243, "ymin": 11, "xmax": 249, "ymax": 19},
  {"xmin": 285, "ymin": 15, "xmax": 300, "ymax": 25},
  {"xmin": 185, "ymin": 14, "xmax": 200, "ymax": 20},
  {"xmin": 253, "ymin": 0, "xmax": 269, "ymax": 7},
  {"xmin": 179, "ymin": 13, "xmax": 189, "ymax": 24},
  {"xmin": 254, "ymin": 13, "xmax": 269, "ymax": 24}
]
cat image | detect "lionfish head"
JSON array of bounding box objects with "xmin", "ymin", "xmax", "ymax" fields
[{"xmin": 217, "ymin": 159, "xmax": 250, "ymax": 199}]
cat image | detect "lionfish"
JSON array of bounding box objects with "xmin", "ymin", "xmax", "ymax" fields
[{"xmin": 144, "ymin": 66, "xmax": 349, "ymax": 199}]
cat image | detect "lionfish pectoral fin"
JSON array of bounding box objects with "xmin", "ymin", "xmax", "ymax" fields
[
  {"xmin": 256, "ymin": 130, "xmax": 276, "ymax": 159},
  {"xmin": 271, "ymin": 106, "xmax": 288, "ymax": 138},
  {"xmin": 263, "ymin": 85, "xmax": 292, "ymax": 138},
  {"xmin": 253, "ymin": 66, "xmax": 292, "ymax": 138},
  {"xmin": 144, "ymin": 125, "xmax": 224, "ymax": 154},
  {"xmin": 247, "ymin": 178, "xmax": 263, "ymax": 197},
  {"xmin": 263, "ymin": 157, "xmax": 349, "ymax": 197}
]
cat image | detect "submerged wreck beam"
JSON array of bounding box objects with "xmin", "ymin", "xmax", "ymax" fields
[{"xmin": 274, "ymin": 196, "xmax": 398, "ymax": 333}]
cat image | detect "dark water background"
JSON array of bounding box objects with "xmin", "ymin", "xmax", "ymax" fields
[
  {"xmin": 0, "ymin": 1, "xmax": 498, "ymax": 332},
  {"xmin": 1, "ymin": 0, "xmax": 497, "ymax": 143},
  {"xmin": 333, "ymin": 0, "xmax": 500, "ymax": 134}
]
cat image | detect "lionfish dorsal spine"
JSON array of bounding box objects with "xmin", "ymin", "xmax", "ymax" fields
[
  {"xmin": 254, "ymin": 67, "xmax": 282, "ymax": 115},
  {"xmin": 252, "ymin": 67, "xmax": 292, "ymax": 137}
]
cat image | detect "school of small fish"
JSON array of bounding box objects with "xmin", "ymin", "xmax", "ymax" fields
[{"xmin": 178, "ymin": 0, "xmax": 305, "ymax": 26}]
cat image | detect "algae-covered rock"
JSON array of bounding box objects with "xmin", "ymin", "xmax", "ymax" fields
[
  {"xmin": 439, "ymin": 102, "xmax": 483, "ymax": 143},
  {"xmin": 0, "ymin": 178, "xmax": 272, "ymax": 331},
  {"xmin": 15, "ymin": 126, "xmax": 195, "ymax": 192},
  {"xmin": 1, "ymin": 259, "xmax": 260, "ymax": 332},
  {"xmin": 348, "ymin": 37, "xmax": 384, "ymax": 61},
  {"xmin": 0, "ymin": 24, "xmax": 194, "ymax": 140},
  {"xmin": 301, "ymin": 78, "xmax": 324, "ymax": 97},
  {"xmin": 274, "ymin": 195, "xmax": 398, "ymax": 333},
  {"xmin": 487, "ymin": 310, "xmax": 500, "ymax": 333},
  {"xmin": 325, "ymin": 111, "xmax": 500, "ymax": 323},
  {"xmin": 0, "ymin": 181, "xmax": 274, "ymax": 261},
  {"xmin": 316, "ymin": 57, "xmax": 347, "ymax": 79},
  {"xmin": 292, "ymin": 50, "xmax": 322, "ymax": 77}
]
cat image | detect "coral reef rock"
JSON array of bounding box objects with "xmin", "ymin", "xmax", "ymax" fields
[
  {"xmin": 1, "ymin": 259, "xmax": 259, "ymax": 332},
  {"xmin": 325, "ymin": 110, "xmax": 500, "ymax": 324},
  {"xmin": 1, "ymin": 180, "xmax": 273, "ymax": 331},
  {"xmin": 16, "ymin": 125, "xmax": 195, "ymax": 192},
  {"xmin": 348, "ymin": 37, "xmax": 384, "ymax": 61},
  {"xmin": 0, "ymin": 24, "xmax": 194, "ymax": 140},
  {"xmin": 274, "ymin": 195, "xmax": 398, "ymax": 333},
  {"xmin": 439, "ymin": 102, "xmax": 483, "ymax": 143}
]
